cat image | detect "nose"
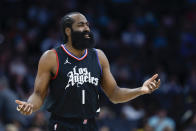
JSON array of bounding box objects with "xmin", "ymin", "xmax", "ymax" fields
[{"xmin": 84, "ymin": 24, "xmax": 90, "ymax": 32}]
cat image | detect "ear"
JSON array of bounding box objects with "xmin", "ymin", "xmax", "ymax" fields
[{"xmin": 65, "ymin": 27, "xmax": 71, "ymax": 36}]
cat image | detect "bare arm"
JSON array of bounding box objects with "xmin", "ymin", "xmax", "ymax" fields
[
  {"xmin": 97, "ymin": 49, "xmax": 160, "ymax": 104},
  {"xmin": 15, "ymin": 50, "xmax": 57, "ymax": 115}
]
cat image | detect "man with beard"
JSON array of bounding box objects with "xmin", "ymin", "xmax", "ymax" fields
[{"xmin": 15, "ymin": 12, "xmax": 161, "ymax": 131}]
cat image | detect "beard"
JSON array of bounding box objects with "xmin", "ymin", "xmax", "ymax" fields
[{"xmin": 71, "ymin": 30, "xmax": 95, "ymax": 50}]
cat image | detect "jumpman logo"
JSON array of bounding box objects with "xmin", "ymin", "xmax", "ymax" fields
[{"xmin": 64, "ymin": 58, "xmax": 71, "ymax": 65}]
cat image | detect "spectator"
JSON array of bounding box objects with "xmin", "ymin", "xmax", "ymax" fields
[{"xmin": 148, "ymin": 109, "xmax": 175, "ymax": 131}]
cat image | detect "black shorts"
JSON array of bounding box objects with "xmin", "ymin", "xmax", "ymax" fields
[{"xmin": 48, "ymin": 114, "xmax": 98, "ymax": 131}]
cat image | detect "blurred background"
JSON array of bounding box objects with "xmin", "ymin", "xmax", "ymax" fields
[{"xmin": 0, "ymin": 0, "xmax": 196, "ymax": 131}]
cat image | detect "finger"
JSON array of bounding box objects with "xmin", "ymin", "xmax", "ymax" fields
[
  {"xmin": 15, "ymin": 100, "xmax": 25, "ymax": 105},
  {"xmin": 149, "ymin": 74, "xmax": 158, "ymax": 82},
  {"xmin": 20, "ymin": 103, "xmax": 27, "ymax": 112},
  {"xmin": 16, "ymin": 106, "xmax": 20, "ymax": 111},
  {"xmin": 23, "ymin": 109, "xmax": 32, "ymax": 115},
  {"xmin": 26, "ymin": 109, "xmax": 33, "ymax": 115},
  {"xmin": 24, "ymin": 106, "xmax": 29, "ymax": 112},
  {"xmin": 23, "ymin": 104, "xmax": 30, "ymax": 112},
  {"xmin": 22, "ymin": 105, "xmax": 33, "ymax": 115},
  {"xmin": 30, "ymin": 104, "xmax": 34, "ymax": 112},
  {"xmin": 27, "ymin": 108, "xmax": 33, "ymax": 115},
  {"xmin": 27, "ymin": 106, "xmax": 32, "ymax": 113},
  {"xmin": 151, "ymin": 80, "xmax": 160, "ymax": 91},
  {"xmin": 150, "ymin": 82, "xmax": 156, "ymax": 88},
  {"xmin": 147, "ymin": 85, "xmax": 153, "ymax": 92},
  {"xmin": 149, "ymin": 82, "xmax": 158, "ymax": 90},
  {"xmin": 154, "ymin": 79, "xmax": 159, "ymax": 87},
  {"xmin": 29, "ymin": 109, "xmax": 33, "ymax": 115},
  {"xmin": 157, "ymin": 79, "xmax": 161, "ymax": 87},
  {"xmin": 16, "ymin": 105, "xmax": 23, "ymax": 111},
  {"xmin": 26, "ymin": 105, "xmax": 33, "ymax": 113}
]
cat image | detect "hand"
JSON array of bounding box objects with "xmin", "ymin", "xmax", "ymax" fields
[
  {"xmin": 141, "ymin": 74, "xmax": 160, "ymax": 94},
  {"xmin": 15, "ymin": 100, "xmax": 34, "ymax": 115}
]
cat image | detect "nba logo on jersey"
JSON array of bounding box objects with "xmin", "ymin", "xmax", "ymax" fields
[
  {"xmin": 64, "ymin": 57, "xmax": 71, "ymax": 65},
  {"xmin": 54, "ymin": 123, "xmax": 58, "ymax": 130},
  {"xmin": 83, "ymin": 119, "xmax": 88, "ymax": 125}
]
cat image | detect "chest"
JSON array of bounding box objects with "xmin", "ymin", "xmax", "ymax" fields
[{"xmin": 58, "ymin": 56, "xmax": 101, "ymax": 88}]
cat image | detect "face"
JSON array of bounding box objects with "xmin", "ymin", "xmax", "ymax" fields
[{"xmin": 68, "ymin": 14, "xmax": 95, "ymax": 50}]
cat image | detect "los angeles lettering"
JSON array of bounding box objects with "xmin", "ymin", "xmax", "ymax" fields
[{"xmin": 65, "ymin": 66, "xmax": 99, "ymax": 89}]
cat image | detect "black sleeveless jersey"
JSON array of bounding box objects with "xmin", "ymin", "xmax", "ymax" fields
[{"xmin": 44, "ymin": 44, "xmax": 102, "ymax": 119}]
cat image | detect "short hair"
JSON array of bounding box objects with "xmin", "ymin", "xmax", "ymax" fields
[{"xmin": 60, "ymin": 12, "xmax": 81, "ymax": 43}]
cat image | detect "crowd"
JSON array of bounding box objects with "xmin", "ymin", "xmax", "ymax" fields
[{"xmin": 0, "ymin": 0, "xmax": 196, "ymax": 130}]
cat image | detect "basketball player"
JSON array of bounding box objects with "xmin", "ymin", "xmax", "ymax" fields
[{"xmin": 15, "ymin": 12, "xmax": 160, "ymax": 131}]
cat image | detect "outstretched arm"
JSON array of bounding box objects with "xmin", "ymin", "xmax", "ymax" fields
[
  {"xmin": 97, "ymin": 49, "xmax": 160, "ymax": 104},
  {"xmin": 15, "ymin": 50, "xmax": 57, "ymax": 115}
]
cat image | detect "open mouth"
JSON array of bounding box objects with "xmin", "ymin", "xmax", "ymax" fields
[{"xmin": 84, "ymin": 34, "xmax": 90, "ymax": 38}]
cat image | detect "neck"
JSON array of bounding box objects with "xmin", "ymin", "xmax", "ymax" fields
[{"xmin": 64, "ymin": 42, "xmax": 86, "ymax": 58}]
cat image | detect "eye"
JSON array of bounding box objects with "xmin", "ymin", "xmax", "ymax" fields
[
  {"xmin": 77, "ymin": 23, "xmax": 84, "ymax": 27},
  {"xmin": 78, "ymin": 24, "xmax": 83, "ymax": 27},
  {"xmin": 77, "ymin": 22, "xmax": 89, "ymax": 27}
]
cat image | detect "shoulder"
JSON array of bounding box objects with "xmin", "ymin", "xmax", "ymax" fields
[
  {"xmin": 94, "ymin": 49, "xmax": 106, "ymax": 60},
  {"xmin": 94, "ymin": 49, "xmax": 109, "ymax": 68},
  {"xmin": 38, "ymin": 50, "xmax": 57, "ymax": 69},
  {"xmin": 94, "ymin": 48, "xmax": 106, "ymax": 57},
  {"xmin": 40, "ymin": 50, "xmax": 56, "ymax": 61}
]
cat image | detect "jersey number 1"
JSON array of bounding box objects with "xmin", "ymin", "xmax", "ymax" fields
[{"xmin": 82, "ymin": 90, "xmax": 85, "ymax": 104}]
